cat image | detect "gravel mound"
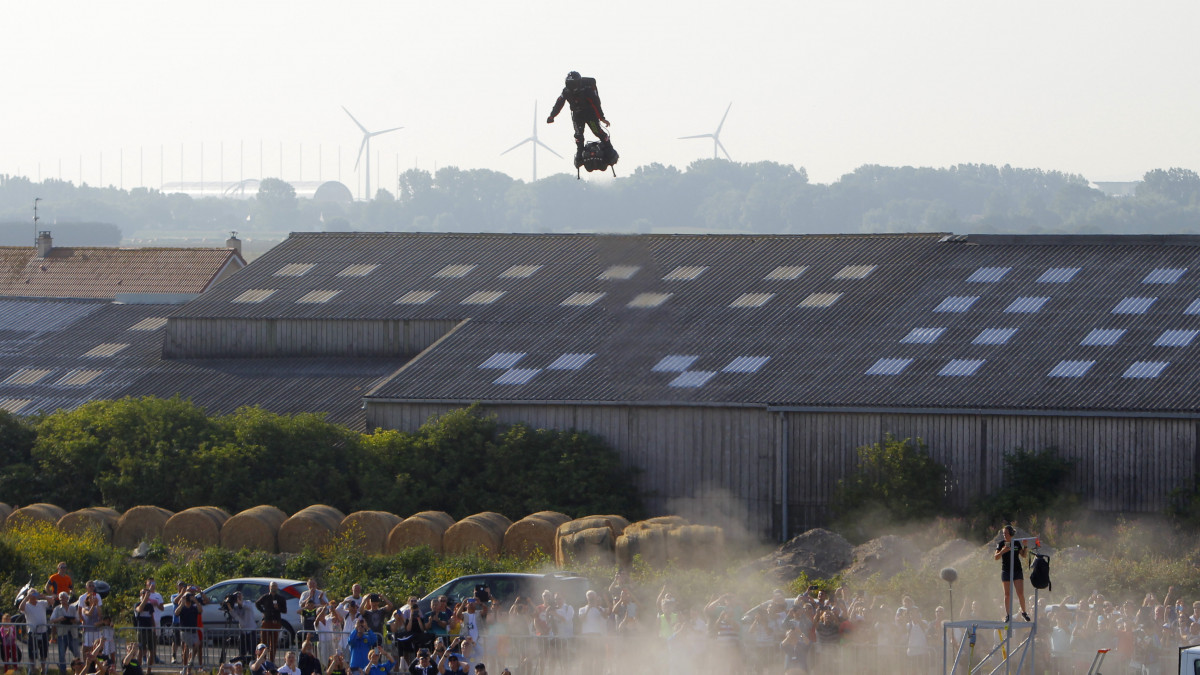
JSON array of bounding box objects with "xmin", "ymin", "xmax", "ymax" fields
[
  {"xmin": 844, "ymin": 534, "xmax": 923, "ymax": 581},
  {"xmin": 753, "ymin": 528, "xmax": 854, "ymax": 581}
]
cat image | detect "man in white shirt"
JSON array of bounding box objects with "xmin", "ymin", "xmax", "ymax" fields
[
  {"xmin": 577, "ymin": 590, "xmax": 609, "ymax": 675},
  {"xmin": 299, "ymin": 579, "xmax": 328, "ymax": 607},
  {"xmin": 21, "ymin": 590, "xmax": 51, "ymax": 674},
  {"xmin": 135, "ymin": 579, "xmax": 164, "ymax": 672},
  {"xmin": 51, "ymin": 591, "xmax": 80, "ymax": 675},
  {"xmin": 552, "ymin": 594, "xmax": 575, "ymax": 638}
]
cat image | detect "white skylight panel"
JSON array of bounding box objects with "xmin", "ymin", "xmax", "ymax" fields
[
  {"xmin": 337, "ymin": 263, "xmax": 380, "ymax": 278},
  {"xmin": 598, "ymin": 265, "xmax": 640, "ymax": 280},
  {"xmin": 4, "ymin": 369, "xmax": 52, "ymax": 385},
  {"xmin": 1143, "ymin": 268, "xmax": 1186, "ymax": 284},
  {"xmin": 797, "ymin": 292, "xmax": 842, "ymax": 308},
  {"xmin": 479, "ymin": 352, "xmax": 526, "ymax": 369},
  {"xmin": 900, "ymin": 327, "xmax": 945, "ymax": 344},
  {"xmin": 663, "ymin": 266, "xmax": 708, "ymax": 281},
  {"xmin": 395, "ymin": 290, "xmax": 440, "ymax": 305},
  {"xmin": 939, "ymin": 359, "xmax": 986, "ymax": 376},
  {"xmin": 499, "ymin": 265, "xmax": 543, "ymax": 279},
  {"xmin": 1005, "ymin": 296, "xmax": 1050, "ymax": 313},
  {"xmin": 493, "ymin": 368, "xmax": 542, "ymax": 385},
  {"xmin": 0, "ymin": 398, "xmax": 32, "ymax": 413},
  {"xmin": 274, "ymin": 263, "xmax": 315, "ymax": 277},
  {"xmin": 55, "ymin": 369, "xmax": 103, "ymax": 386},
  {"xmin": 729, "ymin": 293, "xmax": 774, "ymax": 308},
  {"xmin": 973, "ymin": 328, "xmax": 1018, "ymax": 345},
  {"xmin": 722, "ymin": 356, "xmax": 771, "ymax": 373},
  {"xmin": 84, "ymin": 343, "xmax": 130, "ymax": 358},
  {"xmin": 652, "ymin": 355, "xmax": 699, "ymax": 372},
  {"xmin": 967, "ymin": 267, "xmax": 1012, "ymax": 283},
  {"xmin": 1185, "ymin": 299, "xmax": 1200, "ymax": 315},
  {"xmin": 1037, "ymin": 267, "xmax": 1081, "ymax": 283},
  {"xmin": 128, "ymin": 317, "xmax": 168, "ymax": 331},
  {"xmin": 833, "ymin": 265, "xmax": 877, "ymax": 280},
  {"xmin": 1123, "ymin": 361, "xmax": 1169, "ymax": 379},
  {"xmin": 232, "ymin": 289, "xmax": 278, "ymax": 303},
  {"xmin": 669, "ymin": 371, "xmax": 717, "ymax": 388},
  {"xmin": 934, "ymin": 296, "xmax": 978, "ymax": 313},
  {"xmin": 547, "ymin": 353, "xmax": 596, "ymax": 370},
  {"xmin": 561, "ymin": 292, "xmax": 605, "ymax": 307},
  {"xmin": 764, "ymin": 266, "xmax": 807, "ymax": 281},
  {"xmin": 1048, "ymin": 360, "xmax": 1095, "ymax": 378},
  {"xmin": 434, "ymin": 264, "xmax": 477, "ymax": 278},
  {"xmin": 461, "ymin": 291, "xmax": 506, "ymax": 305},
  {"xmin": 1154, "ymin": 329, "xmax": 1199, "ymax": 347},
  {"xmin": 865, "ymin": 358, "xmax": 913, "ymax": 375},
  {"xmin": 628, "ymin": 292, "xmax": 672, "ymax": 308},
  {"xmin": 1112, "ymin": 297, "xmax": 1156, "ymax": 314},
  {"xmin": 296, "ymin": 290, "xmax": 342, "ymax": 304},
  {"xmin": 1080, "ymin": 328, "xmax": 1126, "ymax": 346}
]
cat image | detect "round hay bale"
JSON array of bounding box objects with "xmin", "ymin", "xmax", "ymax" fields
[
  {"xmin": 387, "ymin": 511, "xmax": 455, "ymax": 554},
  {"xmin": 558, "ymin": 526, "xmax": 616, "ymax": 567},
  {"xmin": 0, "ymin": 503, "xmax": 11, "ymax": 524},
  {"xmin": 220, "ymin": 505, "xmax": 288, "ymax": 553},
  {"xmin": 113, "ymin": 506, "xmax": 173, "ymax": 549},
  {"xmin": 162, "ymin": 507, "xmax": 231, "ymax": 548},
  {"xmin": 278, "ymin": 505, "xmax": 346, "ymax": 554},
  {"xmin": 616, "ymin": 525, "xmax": 670, "ymax": 570},
  {"xmin": 556, "ymin": 516, "xmax": 626, "ymax": 567},
  {"xmin": 503, "ymin": 512, "xmax": 570, "ymax": 559},
  {"xmin": 6, "ymin": 503, "xmax": 67, "ymax": 530},
  {"xmin": 665, "ymin": 525, "xmax": 725, "ymax": 569},
  {"xmin": 443, "ymin": 512, "xmax": 512, "ymax": 558},
  {"xmin": 337, "ymin": 511, "xmax": 401, "ymax": 554},
  {"xmin": 57, "ymin": 507, "xmax": 121, "ymax": 541},
  {"xmin": 626, "ymin": 516, "xmax": 687, "ymax": 534}
]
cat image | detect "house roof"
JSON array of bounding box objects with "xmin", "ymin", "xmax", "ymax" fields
[
  {"xmin": 0, "ymin": 246, "xmax": 243, "ymax": 299},
  {"xmin": 0, "ymin": 297, "xmax": 398, "ymax": 428}
]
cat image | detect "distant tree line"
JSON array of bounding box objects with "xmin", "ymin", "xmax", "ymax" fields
[
  {"xmin": 0, "ymin": 397, "xmax": 645, "ymax": 520},
  {"xmin": 1, "ymin": 163, "xmax": 1197, "ymax": 243}
]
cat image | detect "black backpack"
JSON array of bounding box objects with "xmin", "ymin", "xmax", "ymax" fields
[
  {"xmin": 578, "ymin": 140, "xmax": 620, "ymax": 176},
  {"xmin": 1029, "ymin": 553, "xmax": 1051, "ymax": 591}
]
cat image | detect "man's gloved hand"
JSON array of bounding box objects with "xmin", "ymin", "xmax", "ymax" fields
[
  {"xmin": 546, "ymin": 116, "xmax": 554, "ymax": 124},
  {"xmin": 601, "ymin": 119, "xmax": 611, "ymax": 127}
]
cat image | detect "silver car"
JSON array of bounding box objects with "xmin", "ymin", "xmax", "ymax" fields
[{"xmin": 160, "ymin": 577, "xmax": 306, "ymax": 648}]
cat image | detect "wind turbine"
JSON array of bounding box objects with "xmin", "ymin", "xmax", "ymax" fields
[
  {"xmin": 501, "ymin": 102, "xmax": 561, "ymax": 182},
  {"xmin": 679, "ymin": 102, "xmax": 733, "ymax": 160},
  {"xmin": 343, "ymin": 106, "xmax": 403, "ymax": 200}
]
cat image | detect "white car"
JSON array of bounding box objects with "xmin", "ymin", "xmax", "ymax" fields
[{"xmin": 160, "ymin": 577, "xmax": 306, "ymax": 648}]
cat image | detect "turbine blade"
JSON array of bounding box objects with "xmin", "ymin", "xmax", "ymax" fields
[
  {"xmin": 678, "ymin": 134, "xmax": 714, "ymax": 140},
  {"xmin": 342, "ymin": 107, "xmax": 369, "ymax": 134},
  {"xmin": 369, "ymin": 126, "xmax": 404, "ymax": 137},
  {"xmin": 501, "ymin": 137, "xmax": 534, "ymax": 155},
  {"xmin": 717, "ymin": 139, "xmax": 732, "ymax": 161},
  {"xmin": 535, "ymin": 139, "xmax": 563, "ymax": 158},
  {"xmin": 354, "ymin": 137, "xmax": 368, "ymax": 171},
  {"xmin": 715, "ymin": 102, "xmax": 732, "ymax": 135}
]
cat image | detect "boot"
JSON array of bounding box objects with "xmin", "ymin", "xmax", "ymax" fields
[{"xmin": 574, "ymin": 145, "xmax": 584, "ymax": 168}]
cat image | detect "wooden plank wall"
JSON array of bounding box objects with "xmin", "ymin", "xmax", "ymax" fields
[
  {"xmin": 367, "ymin": 402, "xmax": 1198, "ymax": 537},
  {"xmin": 163, "ymin": 318, "xmax": 459, "ymax": 357}
]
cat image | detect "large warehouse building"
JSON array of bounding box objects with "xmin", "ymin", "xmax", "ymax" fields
[{"xmin": 157, "ymin": 231, "xmax": 1200, "ymax": 538}]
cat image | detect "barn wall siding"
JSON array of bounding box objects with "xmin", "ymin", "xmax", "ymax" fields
[{"xmin": 365, "ymin": 402, "xmax": 1197, "ymax": 537}]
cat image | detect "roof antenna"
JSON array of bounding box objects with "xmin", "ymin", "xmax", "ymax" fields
[{"xmin": 33, "ymin": 197, "xmax": 41, "ymax": 246}]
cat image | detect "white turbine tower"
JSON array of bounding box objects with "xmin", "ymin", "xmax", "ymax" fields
[
  {"xmin": 343, "ymin": 106, "xmax": 402, "ymax": 200},
  {"xmin": 501, "ymin": 102, "xmax": 561, "ymax": 182},
  {"xmin": 679, "ymin": 102, "xmax": 733, "ymax": 160}
]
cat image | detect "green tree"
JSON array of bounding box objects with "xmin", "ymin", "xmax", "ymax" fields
[
  {"xmin": 1138, "ymin": 168, "xmax": 1200, "ymax": 206},
  {"xmin": 971, "ymin": 447, "xmax": 1076, "ymax": 534},
  {"xmin": 831, "ymin": 434, "xmax": 949, "ymax": 535}
]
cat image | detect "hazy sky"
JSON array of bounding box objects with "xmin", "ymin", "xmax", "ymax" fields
[{"xmin": 2, "ymin": 0, "xmax": 1197, "ymax": 195}]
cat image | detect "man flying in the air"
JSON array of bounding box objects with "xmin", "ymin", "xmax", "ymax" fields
[{"xmin": 547, "ymin": 71, "xmax": 611, "ymax": 165}]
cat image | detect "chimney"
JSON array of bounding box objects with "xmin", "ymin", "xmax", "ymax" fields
[
  {"xmin": 225, "ymin": 231, "xmax": 242, "ymax": 256},
  {"xmin": 36, "ymin": 231, "xmax": 52, "ymax": 258}
]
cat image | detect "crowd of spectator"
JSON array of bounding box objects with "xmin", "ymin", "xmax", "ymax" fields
[{"xmin": 2, "ymin": 563, "xmax": 1198, "ymax": 675}]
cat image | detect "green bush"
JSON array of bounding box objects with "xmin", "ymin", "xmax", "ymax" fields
[
  {"xmin": 970, "ymin": 447, "xmax": 1076, "ymax": 536},
  {"xmin": 831, "ymin": 434, "xmax": 950, "ymax": 539}
]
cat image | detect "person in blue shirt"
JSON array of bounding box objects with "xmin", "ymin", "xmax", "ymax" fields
[
  {"xmin": 250, "ymin": 644, "xmax": 277, "ymax": 675},
  {"xmin": 346, "ymin": 618, "xmax": 379, "ymax": 674},
  {"xmin": 362, "ymin": 647, "xmax": 394, "ymax": 675}
]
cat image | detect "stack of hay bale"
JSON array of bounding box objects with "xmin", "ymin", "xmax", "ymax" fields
[
  {"xmin": 58, "ymin": 507, "xmax": 122, "ymax": 542},
  {"xmin": 7, "ymin": 503, "xmax": 67, "ymax": 529},
  {"xmin": 503, "ymin": 511, "xmax": 570, "ymax": 559},
  {"xmin": 114, "ymin": 506, "xmax": 174, "ymax": 549},
  {"xmin": 337, "ymin": 511, "xmax": 402, "ymax": 554},
  {"xmin": 615, "ymin": 516, "xmax": 726, "ymax": 570}
]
